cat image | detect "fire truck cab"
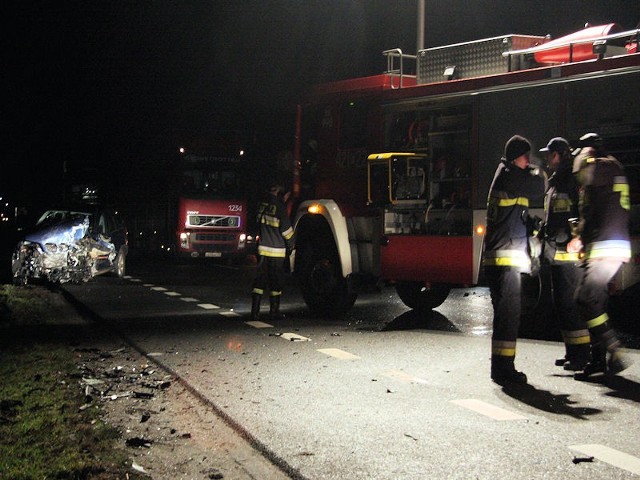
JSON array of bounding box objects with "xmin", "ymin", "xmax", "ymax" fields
[{"xmin": 291, "ymin": 23, "xmax": 640, "ymax": 316}]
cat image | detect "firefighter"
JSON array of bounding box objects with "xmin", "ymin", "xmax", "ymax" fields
[
  {"xmin": 539, "ymin": 137, "xmax": 591, "ymax": 371},
  {"xmin": 567, "ymin": 133, "xmax": 632, "ymax": 378},
  {"xmin": 483, "ymin": 135, "xmax": 546, "ymax": 385},
  {"xmin": 250, "ymin": 183, "xmax": 295, "ymax": 321}
]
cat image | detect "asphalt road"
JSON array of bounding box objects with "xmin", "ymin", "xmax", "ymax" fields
[{"xmin": 62, "ymin": 255, "xmax": 640, "ymax": 479}]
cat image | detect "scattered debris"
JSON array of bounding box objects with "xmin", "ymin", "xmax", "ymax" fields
[
  {"xmin": 131, "ymin": 461, "xmax": 147, "ymax": 473},
  {"xmin": 202, "ymin": 467, "xmax": 224, "ymax": 479},
  {"xmin": 297, "ymin": 451, "xmax": 315, "ymax": 456},
  {"xmin": 133, "ymin": 391, "xmax": 155, "ymax": 399},
  {"xmin": 572, "ymin": 456, "xmax": 594, "ymax": 464},
  {"xmin": 126, "ymin": 437, "xmax": 153, "ymax": 448}
]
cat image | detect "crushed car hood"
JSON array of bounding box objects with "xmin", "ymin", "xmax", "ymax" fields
[{"xmin": 25, "ymin": 216, "xmax": 90, "ymax": 252}]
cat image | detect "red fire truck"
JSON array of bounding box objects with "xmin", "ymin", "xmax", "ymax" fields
[
  {"xmin": 290, "ymin": 23, "xmax": 640, "ymax": 315},
  {"xmin": 172, "ymin": 147, "xmax": 250, "ymax": 259}
]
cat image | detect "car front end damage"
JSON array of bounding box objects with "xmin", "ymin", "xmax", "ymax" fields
[{"xmin": 11, "ymin": 215, "xmax": 116, "ymax": 285}]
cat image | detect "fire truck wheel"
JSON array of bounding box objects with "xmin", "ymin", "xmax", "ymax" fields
[
  {"xmin": 395, "ymin": 281, "xmax": 450, "ymax": 311},
  {"xmin": 298, "ymin": 249, "xmax": 356, "ymax": 317}
]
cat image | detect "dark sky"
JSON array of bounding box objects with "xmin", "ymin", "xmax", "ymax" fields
[{"xmin": 3, "ymin": 1, "xmax": 639, "ymax": 208}]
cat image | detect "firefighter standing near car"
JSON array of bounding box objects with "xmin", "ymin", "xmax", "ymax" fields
[
  {"xmin": 250, "ymin": 183, "xmax": 295, "ymax": 321},
  {"xmin": 567, "ymin": 133, "xmax": 632, "ymax": 378},
  {"xmin": 539, "ymin": 137, "xmax": 591, "ymax": 371},
  {"xmin": 483, "ymin": 135, "xmax": 546, "ymax": 385}
]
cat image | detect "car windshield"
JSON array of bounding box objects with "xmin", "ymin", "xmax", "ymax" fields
[{"xmin": 36, "ymin": 210, "xmax": 91, "ymax": 228}]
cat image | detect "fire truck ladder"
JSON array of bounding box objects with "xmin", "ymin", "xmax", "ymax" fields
[{"xmin": 383, "ymin": 48, "xmax": 416, "ymax": 89}]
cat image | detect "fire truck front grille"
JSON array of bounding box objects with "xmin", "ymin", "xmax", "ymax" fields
[
  {"xmin": 187, "ymin": 215, "xmax": 240, "ymax": 227},
  {"xmin": 194, "ymin": 233, "xmax": 237, "ymax": 242}
]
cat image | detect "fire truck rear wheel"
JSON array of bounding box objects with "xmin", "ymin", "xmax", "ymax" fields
[{"xmin": 395, "ymin": 281, "xmax": 450, "ymax": 311}]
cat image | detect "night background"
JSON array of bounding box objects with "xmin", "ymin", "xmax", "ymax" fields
[{"xmin": 2, "ymin": 0, "xmax": 639, "ymax": 217}]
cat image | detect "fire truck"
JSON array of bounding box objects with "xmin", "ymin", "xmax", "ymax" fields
[
  {"xmin": 172, "ymin": 146, "xmax": 250, "ymax": 259},
  {"xmin": 290, "ymin": 23, "xmax": 640, "ymax": 316}
]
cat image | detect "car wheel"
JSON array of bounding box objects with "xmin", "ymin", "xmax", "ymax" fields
[{"xmin": 114, "ymin": 247, "xmax": 126, "ymax": 277}]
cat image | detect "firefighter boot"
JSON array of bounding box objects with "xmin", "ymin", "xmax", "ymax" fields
[
  {"xmin": 491, "ymin": 356, "xmax": 527, "ymax": 385},
  {"xmin": 250, "ymin": 294, "xmax": 261, "ymax": 321},
  {"xmin": 269, "ymin": 295, "xmax": 285, "ymax": 321},
  {"xmin": 607, "ymin": 350, "xmax": 632, "ymax": 375},
  {"xmin": 575, "ymin": 344, "xmax": 606, "ymax": 380},
  {"xmin": 562, "ymin": 344, "xmax": 591, "ymax": 371}
]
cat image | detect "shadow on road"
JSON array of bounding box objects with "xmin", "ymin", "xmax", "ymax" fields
[
  {"xmin": 500, "ymin": 382, "xmax": 603, "ymax": 420},
  {"xmin": 380, "ymin": 309, "xmax": 460, "ymax": 333}
]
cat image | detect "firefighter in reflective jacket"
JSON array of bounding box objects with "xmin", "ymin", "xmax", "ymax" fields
[
  {"xmin": 251, "ymin": 183, "xmax": 295, "ymax": 321},
  {"xmin": 567, "ymin": 133, "xmax": 632, "ymax": 378},
  {"xmin": 539, "ymin": 137, "xmax": 591, "ymax": 371},
  {"xmin": 483, "ymin": 135, "xmax": 545, "ymax": 385}
]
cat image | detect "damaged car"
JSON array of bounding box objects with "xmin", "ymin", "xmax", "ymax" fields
[{"xmin": 11, "ymin": 206, "xmax": 128, "ymax": 285}]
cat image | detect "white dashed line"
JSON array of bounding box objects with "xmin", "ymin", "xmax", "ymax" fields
[
  {"xmin": 197, "ymin": 303, "xmax": 220, "ymax": 310},
  {"xmin": 450, "ymin": 399, "xmax": 527, "ymax": 421},
  {"xmin": 246, "ymin": 321, "xmax": 274, "ymax": 328},
  {"xmin": 142, "ymin": 283, "xmax": 154, "ymax": 287},
  {"xmin": 281, "ymin": 333, "xmax": 311, "ymax": 341},
  {"xmin": 151, "ymin": 286, "xmax": 167, "ymax": 291},
  {"xmin": 163, "ymin": 291, "xmax": 181, "ymax": 297},
  {"xmin": 219, "ymin": 311, "xmax": 240, "ymax": 317},
  {"xmin": 380, "ymin": 369, "xmax": 429, "ymax": 385},
  {"xmin": 318, "ymin": 348, "xmax": 360, "ymax": 360},
  {"xmin": 569, "ymin": 445, "xmax": 640, "ymax": 475},
  {"xmin": 180, "ymin": 297, "xmax": 200, "ymax": 303}
]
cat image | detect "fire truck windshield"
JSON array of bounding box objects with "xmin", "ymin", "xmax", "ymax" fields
[{"xmin": 178, "ymin": 152, "xmax": 243, "ymax": 199}]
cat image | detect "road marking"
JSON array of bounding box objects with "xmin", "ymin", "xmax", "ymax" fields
[
  {"xmin": 569, "ymin": 445, "xmax": 640, "ymax": 475},
  {"xmin": 381, "ymin": 369, "xmax": 429, "ymax": 384},
  {"xmin": 151, "ymin": 286, "xmax": 167, "ymax": 291},
  {"xmin": 451, "ymin": 399, "xmax": 527, "ymax": 421},
  {"xmin": 197, "ymin": 303, "xmax": 220, "ymax": 310},
  {"xmin": 180, "ymin": 297, "xmax": 200, "ymax": 302},
  {"xmin": 281, "ymin": 333, "xmax": 311, "ymax": 341},
  {"xmin": 219, "ymin": 311, "xmax": 240, "ymax": 317},
  {"xmin": 163, "ymin": 291, "xmax": 181, "ymax": 297},
  {"xmin": 318, "ymin": 348, "xmax": 360, "ymax": 360},
  {"xmin": 246, "ymin": 320, "xmax": 273, "ymax": 328},
  {"xmin": 143, "ymin": 283, "xmax": 154, "ymax": 287}
]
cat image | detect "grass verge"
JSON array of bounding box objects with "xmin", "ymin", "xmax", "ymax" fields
[{"xmin": 0, "ymin": 284, "xmax": 144, "ymax": 479}]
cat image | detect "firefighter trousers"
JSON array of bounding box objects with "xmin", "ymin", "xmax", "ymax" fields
[
  {"xmin": 550, "ymin": 263, "xmax": 590, "ymax": 359},
  {"xmin": 574, "ymin": 258, "xmax": 624, "ymax": 356},
  {"xmin": 252, "ymin": 255, "xmax": 286, "ymax": 297},
  {"xmin": 486, "ymin": 266, "xmax": 522, "ymax": 360}
]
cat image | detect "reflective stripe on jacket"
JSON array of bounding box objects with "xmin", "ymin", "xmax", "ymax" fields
[
  {"xmin": 483, "ymin": 160, "xmax": 545, "ymax": 272},
  {"xmin": 256, "ymin": 193, "xmax": 294, "ymax": 258}
]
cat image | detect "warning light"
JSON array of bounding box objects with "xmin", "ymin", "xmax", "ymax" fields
[
  {"xmin": 308, "ymin": 204, "xmax": 322, "ymax": 214},
  {"xmin": 475, "ymin": 224, "xmax": 485, "ymax": 236}
]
